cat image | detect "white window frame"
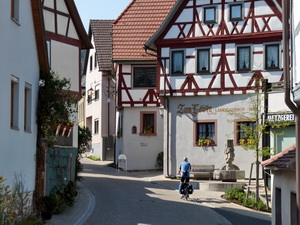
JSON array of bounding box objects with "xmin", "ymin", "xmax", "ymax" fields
[
  {"xmin": 196, "ymin": 47, "xmax": 211, "ymax": 74},
  {"xmin": 264, "ymin": 43, "xmax": 281, "ymax": 70},
  {"xmin": 236, "ymin": 45, "xmax": 252, "ymax": 72},
  {"xmin": 170, "ymin": 49, "xmax": 185, "ymax": 75},
  {"xmin": 94, "ymin": 119, "xmax": 99, "ymax": 134}
]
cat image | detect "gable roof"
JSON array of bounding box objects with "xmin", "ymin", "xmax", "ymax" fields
[
  {"xmin": 112, "ymin": 0, "xmax": 177, "ymax": 61},
  {"xmin": 65, "ymin": 0, "xmax": 93, "ymax": 49},
  {"xmin": 31, "ymin": 0, "xmax": 49, "ymax": 74},
  {"xmin": 261, "ymin": 144, "xmax": 296, "ymax": 171},
  {"xmin": 145, "ymin": 0, "xmax": 283, "ymax": 50},
  {"xmin": 91, "ymin": 20, "xmax": 113, "ymax": 71}
]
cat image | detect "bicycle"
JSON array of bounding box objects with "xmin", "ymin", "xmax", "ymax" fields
[{"xmin": 179, "ymin": 183, "xmax": 193, "ymax": 200}]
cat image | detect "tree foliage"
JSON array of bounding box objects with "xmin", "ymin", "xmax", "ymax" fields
[{"xmin": 37, "ymin": 71, "xmax": 77, "ymax": 146}]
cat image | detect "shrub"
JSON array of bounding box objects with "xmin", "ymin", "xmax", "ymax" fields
[
  {"xmin": 155, "ymin": 152, "xmax": 163, "ymax": 170},
  {"xmin": 87, "ymin": 155, "xmax": 101, "ymax": 161},
  {"xmin": 224, "ymin": 187, "xmax": 270, "ymax": 212}
]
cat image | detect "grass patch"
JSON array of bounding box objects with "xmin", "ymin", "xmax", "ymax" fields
[
  {"xmin": 87, "ymin": 155, "xmax": 101, "ymax": 161},
  {"xmin": 223, "ymin": 187, "xmax": 271, "ymax": 212}
]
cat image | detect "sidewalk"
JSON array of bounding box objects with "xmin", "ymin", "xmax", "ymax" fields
[{"xmin": 46, "ymin": 160, "xmax": 271, "ymax": 225}]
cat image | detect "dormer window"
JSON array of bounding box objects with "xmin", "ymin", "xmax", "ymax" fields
[
  {"xmin": 237, "ymin": 46, "xmax": 251, "ymax": 72},
  {"xmin": 197, "ymin": 49, "xmax": 210, "ymax": 73},
  {"xmin": 203, "ymin": 6, "xmax": 217, "ymax": 24},
  {"xmin": 229, "ymin": 3, "xmax": 243, "ymax": 21},
  {"xmin": 171, "ymin": 50, "xmax": 184, "ymax": 75},
  {"xmin": 265, "ymin": 44, "xmax": 279, "ymax": 70}
]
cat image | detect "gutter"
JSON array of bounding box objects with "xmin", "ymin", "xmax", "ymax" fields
[
  {"xmin": 282, "ymin": 0, "xmax": 300, "ymax": 220},
  {"xmin": 144, "ymin": 45, "xmax": 170, "ymax": 177}
]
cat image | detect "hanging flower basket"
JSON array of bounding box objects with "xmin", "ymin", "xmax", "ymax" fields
[{"xmin": 54, "ymin": 124, "xmax": 65, "ymax": 136}]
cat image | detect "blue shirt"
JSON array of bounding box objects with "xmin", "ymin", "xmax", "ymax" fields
[{"xmin": 180, "ymin": 161, "xmax": 191, "ymax": 177}]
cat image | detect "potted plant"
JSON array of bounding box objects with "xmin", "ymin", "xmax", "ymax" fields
[
  {"xmin": 41, "ymin": 194, "xmax": 56, "ymax": 220},
  {"xmin": 198, "ymin": 137, "xmax": 207, "ymax": 147},
  {"xmin": 239, "ymin": 136, "xmax": 247, "ymax": 145},
  {"xmin": 206, "ymin": 137, "xmax": 213, "ymax": 146}
]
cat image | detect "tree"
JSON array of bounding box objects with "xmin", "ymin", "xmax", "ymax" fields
[{"xmin": 229, "ymin": 78, "xmax": 293, "ymax": 202}]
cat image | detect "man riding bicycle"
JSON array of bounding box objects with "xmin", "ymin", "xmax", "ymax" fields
[{"xmin": 177, "ymin": 157, "xmax": 192, "ymax": 198}]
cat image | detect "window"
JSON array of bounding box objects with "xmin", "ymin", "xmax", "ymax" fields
[
  {"xmin": 94, "ymin": 53, "xmax": 97, "ymax": 68},
  {"xmin": 11, "ymin": 76, "xmax": 19, "ymax": 129},
  {"xmin": 229, "ymin": 3, "xmax": 243, "ymax": 21},
  {"xmin": 265, "ymin": 44, "xmax": 279, "ymax": 70},
  {"xmin": 24, "ymin": 83, "xmax": 32, "ymax": 131},
  {"xmin": 94, "ymin": 85, "xmax": 99, "ymax": 101},
  {"xmin": 237, "ymin": 46, "xmax": 251, "ymax": 71},
  {"xmin": 237, "ymin": 121, "xmax": 256, "ymax": 142},
  {"xmin": 46, "ymin": 40, "xmax": 51, "ymax": 68},
  {"xmin": 197, "ymin": 49, "xmax": 210, "ymax": 73},
  {"xmin": 89, "ymin": 55, "xmax": 93, "ymax": 71},
  {"xmin": 87, "ymin": 88, "xmax": 93, "ymax": 103},
  {"xmin": 203, "ymin": 6, "xmax": 217, "ymax": 24},
  {"xmin": 140, "ymin": 112, "xmax": 156, "ymax": 135},
  {"xmin": 196, "ymin": 122, "xmax": 215, "ymax": 144},
  {"xmin": 171, "ymin": 50, "xmax": 184, "ymax": 74},
  {"xmin": 94, "ymin": 119, "xmax": 99, "ymax": 134},
  {"xmin": 133, "ymin": 67, "xmax": 156, "ymax": 88},
  {"xmin": 11, "ymin": 0, "xmax": 20, "ymax": 23}
]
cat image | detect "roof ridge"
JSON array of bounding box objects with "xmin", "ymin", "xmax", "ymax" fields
[{"xmin": 113, "ymin": 0, "xmax": 136, "ymax": 24}]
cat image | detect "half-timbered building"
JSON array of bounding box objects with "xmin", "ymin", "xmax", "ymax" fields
[
  {"xmin": 112, "ymin": 0, "xmax": 176, "ymax": 170},
  {"xmin": 145, "ymin": 0, "xmax": 284, "ymax": 177},
  {"xmin": 42, "ymin": 0, "xmax": 92, "ymax": 147}
]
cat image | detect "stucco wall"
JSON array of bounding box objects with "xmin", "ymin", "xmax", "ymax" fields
[
  {"xmin": 0, "ymin": 0, "xmax": 40, "ymax": 191},
  {"xmin": 121, "ymin": 107, "xmax": 164, "ymax": 170},
  {"xmin": 166, "ymin": 94, "xmax": 258, "ymax": 177},
  {"xmin": 271, "ymin": 171, "xmax": 296, "ymax": 225}
]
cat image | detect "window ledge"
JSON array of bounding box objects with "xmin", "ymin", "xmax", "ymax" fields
[
  {"xmin": 11, "ymin": 18, "xmax": 20, "ymax": 26},
  {"xmin": 11, "ymin": 126, "xmax": 19, "ymax": 131},
  {"xmin": 139, "ymin": 132, "xmax": 157, "ymax": 136}
]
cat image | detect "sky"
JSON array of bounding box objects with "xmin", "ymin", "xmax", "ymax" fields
[{"xmin": 74, "ymin": 0, "xmax": 132, "ymax": 31}]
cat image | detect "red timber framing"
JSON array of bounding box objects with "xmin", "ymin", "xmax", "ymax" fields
[
  {"xmin": 153, "ymin": 0, "xmax": 283, "ymax": 97},
  {"xmin": 41, "ymin": 0, "xmax": 90, "ymax": 48},
  {"xmin": 117, "ymin": 64, "xmax": 160, "ymax": 107}
]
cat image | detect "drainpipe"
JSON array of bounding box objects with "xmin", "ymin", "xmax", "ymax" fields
[
  {"xmin": 144, "ymin": 45, "xmax": 170, "ymax": 177},
  {"xmin": 282, "ymin": 0, "xmax": 300, "ymax": 220}
]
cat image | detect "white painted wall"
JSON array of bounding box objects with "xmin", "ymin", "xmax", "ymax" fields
[
  {"xmin": 0, "ymin": 0, "xmax": 40, "ymax": 190},
  {"xmin": 166, "ymin": 95, "xmax": 258, "ymax": 178},
  {"xmin": 271, "ymin": 171, "xmax": 296, "ymax": 225},
  {"xmin": 85, "ymin": 35, "xmax": 104, "ymax": 158},
  {"xmin": 121, "ymin": 107, "xmax": 164, "ymax": 170}
]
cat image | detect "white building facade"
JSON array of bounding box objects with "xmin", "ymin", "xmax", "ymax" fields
[
  {"xmin": 85, "ymin": 20, "xmax": 115, "ymax": 161},
  {"xmin": 0, "ymin": 0, "xmax": 48, "ymax": 191}
]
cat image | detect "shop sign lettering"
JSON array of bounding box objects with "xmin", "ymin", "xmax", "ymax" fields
[{"xmin": 177, "ymin": 104, "xmax": 247, "ymax": 115}]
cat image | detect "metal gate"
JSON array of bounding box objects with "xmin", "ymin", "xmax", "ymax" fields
[{"xmin": 103, "ymin": 135, "xmax": 115, "ymax": 161}]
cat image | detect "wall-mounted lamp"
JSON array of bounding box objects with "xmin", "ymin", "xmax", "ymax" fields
[{"xmin": 158, "ymin": 106, "xmax": 164, "ymax": 117}]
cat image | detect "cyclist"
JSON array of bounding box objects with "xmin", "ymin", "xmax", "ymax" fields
[{"xmin": 177, "ymin": 157, "xmax": 191, "ymax": 197}]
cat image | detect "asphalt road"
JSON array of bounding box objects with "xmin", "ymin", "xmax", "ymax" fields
[{"xmin": 80, "ymin": 159, "xmax": 271, "ymax": 225}]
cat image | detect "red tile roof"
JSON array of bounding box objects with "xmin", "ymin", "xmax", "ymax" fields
[
  {"xmin": 112, "ymin": 0, "xmax": 177, "ymax": 60},
  {"xmin": 261, "ymin": 143, "xmax": 296, "ymax": 170}
]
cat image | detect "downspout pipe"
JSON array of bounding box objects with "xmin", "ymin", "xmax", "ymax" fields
[
  {"xmin": 282, "ymin": 0, "xmax": 300, "ymax": 221},
  {"xmin": 144, "ymin": 45, "xmax": 170, "ymax": 177}
]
